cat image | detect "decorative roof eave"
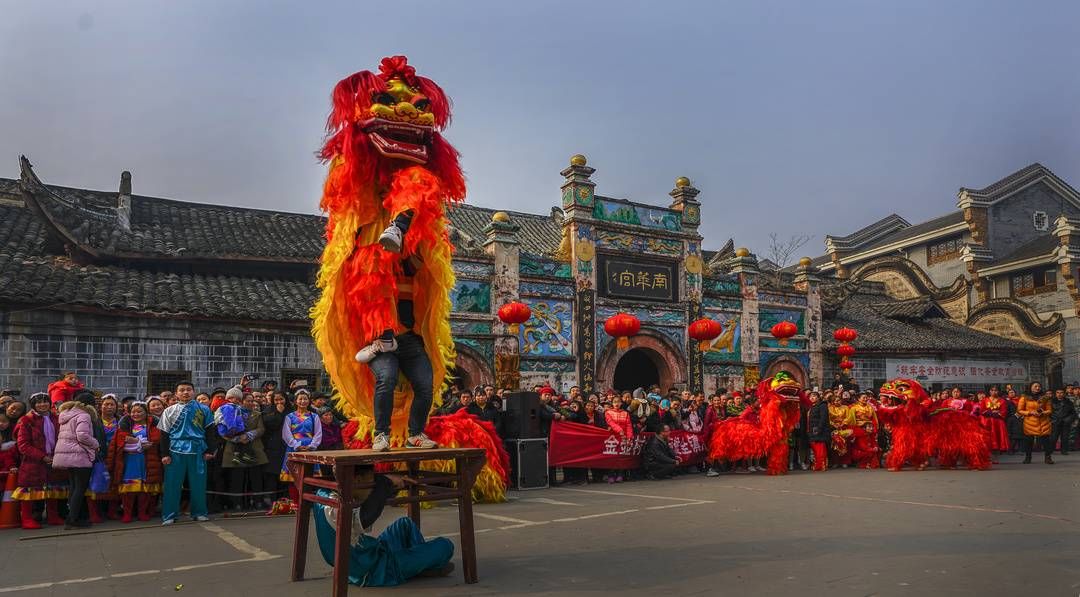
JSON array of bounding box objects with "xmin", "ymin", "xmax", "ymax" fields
[
  {"xmin": 821, "ymin": 221, "xmax": 969, "ymax": 270},
  {"xmin": 824, "ymin": 213, "xmax": 911, "ymax": 253},
  {"xmin": 20, "ymin": 156, "xmax": 322, "ymax": 267},
  {"xmin": 19, "ymin": 156, "xmax": 104, "ymax": 262},
  {"xmin": 965, "ymin": 298, "xmax": 1065, "ymax": 340},
  {"xmin": 957, "ymin": 163, "xmax": 1080, "ymax": 210},
  {"xmin": 846, "ymin": 255, "xmax": 968, "ymax": 301},
  {"xmin": 977, "ymin": 250, "xmax": 1059, "ymax": 277}
]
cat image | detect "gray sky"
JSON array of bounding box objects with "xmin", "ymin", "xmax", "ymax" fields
[{"xmin": 3, "ymin": 1, "xmax": 1080, "ymax": 257}]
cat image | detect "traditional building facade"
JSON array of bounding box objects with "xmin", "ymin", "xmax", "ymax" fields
[
  {"xmin": 0, "ymin": 155, "xmax": 1051, "ymax": 398},
  {"xmin": 808, "ymin": 163, "xmax": 1074, "ymax": 388}
]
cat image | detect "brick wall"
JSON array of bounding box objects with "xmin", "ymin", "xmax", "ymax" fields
[
  {"xmin": 988, "ymin": 182, "xmax": 1080, "ymax": 258},
  {"xmin": 0, "ymin": 309, "xmax": 322, "ymax": 396}
]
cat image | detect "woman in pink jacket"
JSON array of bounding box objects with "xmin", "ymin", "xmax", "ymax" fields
[{"xmin": 52, "ymin": 397, "xmax": 100, "ymax": 529}]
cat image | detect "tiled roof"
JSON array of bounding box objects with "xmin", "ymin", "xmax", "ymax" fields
[
  {"xmin": 0, "ymin": 202, "xmax": 316, "ymax": 321},
  {"xmin": 446, "ymin": 204, "xmax": 561, "ymax": 256},
  {"xmin": 982, "ymin": 234, "xmax": 1058, "ymax": 269},
  {"xmin": 960, "ymin": 163, "xmax": 1052, "ymax": 197},
  {"xmin": 822, "ymin": 283, "xmax": 1048, "ymax": 354}
]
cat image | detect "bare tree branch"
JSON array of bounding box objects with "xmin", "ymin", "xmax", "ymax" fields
[{"xmin": 765, "ymin": 232, "xmax": 810, "ymax": 287}]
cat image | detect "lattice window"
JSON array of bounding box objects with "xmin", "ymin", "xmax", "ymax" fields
[
  {"xmin": 1012, "ymin": 269, "xmax": 1057, "ymax": 297},
  {"xmin": 146, "ymin": 370, "xmax": 192, "ymax": 395},
  {"xmin": 1033, "ymin": 211, "xmax": 1049, "ymax": 231},
  {"xmin": 926, "ymin": 236, "xmax": 963, "ymax": 266}
]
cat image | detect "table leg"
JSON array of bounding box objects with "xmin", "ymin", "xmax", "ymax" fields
[
  {"xmin": 456, "ymin": 455, "xmax": 479, "ymax": 583},
  {"xmin": 290, "ymin": 462, "xmax": 313, "ymax": 582},
  {"xmin": 333, "ymin": 465, "xmax": 355, "ymax": 597},
  {"xmin": 406, "ymin": 460, "xmax": 420, "ymax": 526}
]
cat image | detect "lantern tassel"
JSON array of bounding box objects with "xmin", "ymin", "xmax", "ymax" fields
[
  {"xmin": 508, "ymin": 323, "xmax": 519, "ymax": 335},
  {"xmin": 779, "ymin": 338, "xmax": 788, "ymax": 347},
  {"xmin": 617, "ymin": 337, "xmax": 629, "ymax": 350},
  {"xmin": 699, "ymin": 340, "xmax": 711, "ymax": 352}
]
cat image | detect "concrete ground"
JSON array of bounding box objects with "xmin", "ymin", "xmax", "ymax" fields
[{"xmin": 1, "ymin": 453, "xmax": 1077, "ymax": 596}]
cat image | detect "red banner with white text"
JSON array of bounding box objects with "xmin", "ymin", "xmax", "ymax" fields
[{"xmin": 547, "ymin": 421, "xmax": 707, "ymax": 469}]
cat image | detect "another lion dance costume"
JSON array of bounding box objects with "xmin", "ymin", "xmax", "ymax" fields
[
  {"xmin": 707, "ymin": 373, "xmax": 806, "ymax": 476},
  {"xmin": 877, "ymin": 378, "xmax": 990, "ymax": 471},
  {"xmin": 312, "ymin": 56, "xmax": 508, "ymax": 501}
]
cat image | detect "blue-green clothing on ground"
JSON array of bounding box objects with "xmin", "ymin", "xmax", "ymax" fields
[{"xmin": 313, "ymin": 504, "xmax": 454, "ymax": 587}]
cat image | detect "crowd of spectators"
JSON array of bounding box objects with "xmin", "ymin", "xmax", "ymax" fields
[
  {"xmin": 2, "ymin": 372, "xmax": 1077, "ymax": 530},
  {"xmin": 0, "ymin": 372, "xmax": 349, "ymax": 530}
]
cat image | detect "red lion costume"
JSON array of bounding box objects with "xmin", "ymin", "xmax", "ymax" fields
[
  {"xmin": 707, "ymin": 373, "xmax": 806, "ymax": 476},
  {"xmin": 877, "ymin": 378, "xmax": 990, "ymax": 471},
  {"xmin": 312, "ymin": 56, "xmax": 508, "ymax": 501}
]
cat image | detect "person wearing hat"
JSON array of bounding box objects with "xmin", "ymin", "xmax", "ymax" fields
[
  {"xmin": 12, "ymin": 392, "xmax": 67, "ymax": 528},
  {"xmin": 312, "ymin": 470, "xmax": 454, "ymax": 586}
]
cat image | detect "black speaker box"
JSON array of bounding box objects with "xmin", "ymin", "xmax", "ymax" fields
[
  {"xmin": 502, "ymin": 391, "xmax": 543, "ymax": 439},
  {"xmin": 504, "ymin": 438, "xmax": 549, "ymax": 490}
]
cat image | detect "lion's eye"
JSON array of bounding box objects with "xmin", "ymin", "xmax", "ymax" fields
[
  {"xmin": 413, "ymin": 98, "xmax": 430, "ymax": 111},
  {"xmin": 372, "ymin": 92, "xmax": 396, "ymax": 105}
]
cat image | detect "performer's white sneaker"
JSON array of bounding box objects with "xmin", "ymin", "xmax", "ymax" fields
[
  {"xmin": 405, "ymin": 432, "xmax": 438, "ymax": 449},
  {"xmin": 379, "ymin": 225, "xmax": 403, "ymax": 253},
  {"xmin": 372, "ymin": 432, "xmax": 390, "ymax": 452},
  {"xmin": 355, "ymin": 337, "xmax": 398, "ymax": 363}
]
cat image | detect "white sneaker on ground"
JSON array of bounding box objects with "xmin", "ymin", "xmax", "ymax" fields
[
  {"xmin": 194, "ymin": 515, "xmax": 210, "ymax": 522},
  {"xmin": 161, "ymin": 519, "xmax": 175, "ymax": 526},
  {"xmin": 379, "ymin": 225, "xmax": 404, "ymax": 253},
  {"xmin": 372, "ymin": 432, "xmax": 390, "ymax": 452},
  {"xmin": 405, "ymin": 432, "xmax": 438, "ymax": 449},
  {"xmin": 355, "ymin": 337, "xmax": 398, "ymax": 363},
  {"xmin": 705, "ymin": 469, "xmax": 720, "ymax": 477}
]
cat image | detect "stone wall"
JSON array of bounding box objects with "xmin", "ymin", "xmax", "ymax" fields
[{"xmin": 0, "ymin": 309, "xmax": 322, "ymax": 396}]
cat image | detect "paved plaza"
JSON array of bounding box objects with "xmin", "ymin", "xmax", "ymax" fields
[{"xmin": 2, "ymin": 454, "xmax": 1077, "ymax": 596}]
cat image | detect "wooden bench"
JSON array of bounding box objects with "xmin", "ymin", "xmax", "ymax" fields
[{"xmin": 288, "ymin": 447, "xmax": 486, "ymax": 596}]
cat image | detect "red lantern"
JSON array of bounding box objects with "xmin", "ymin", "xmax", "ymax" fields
[
  {"xmin": 497, "ymin": 302, "xmax": 532, "ymax": 335},
  {"xmin": 604, "ymin": 313, "xmax": 641, "ymax": 350},
  {"xmin": 770, "ymin": 320, "xmax": 798, "ymax": 346},
  {"xmin": 833, "ymin": 327, "xmax": 858, "ymax": 343},
  {"xmin": 689, "ymin": 318, "xmax": 723, "ymax": 352},
  {"xmin": 836, "ymin": 344, "xmax": 856, "ymax": 358},
  {"xmin": 839, "ymin": 358, "xmax": 855, "ymax": 371}
]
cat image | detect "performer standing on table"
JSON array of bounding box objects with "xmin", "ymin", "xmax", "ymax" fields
[
  {"xmin": 312, "ymin": 468, "xmax": 454, "ymax": 587},
  {"xmin": 310, "ymin": 56, "xmax": 465, "ymax": 452}
]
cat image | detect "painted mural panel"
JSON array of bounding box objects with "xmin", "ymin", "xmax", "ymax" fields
[
  {"xmin": 703, "ymin": 275, "xmax": 741, "ymax": 296},
  {"xmin": 759, "ymin": 337, "xmax": 808, "ymax": 350},
  {"xmin": 758, "ymin": 308, "xmax": 805, "ymax": 335},
  {"xmin": 520, "ymin": 253, "xmax": 572, "ymax": 279},
  {"xmin": 592, "ymin": 198, "xmax": 682, "ymax": 231},
  {"xmin": 451, "ymin": 280, "xmax": 491, "ymax": 314},
  {"xmin": 519, "ymin": 298, "xmax": 574, "ymax": 357},
  {"xmin": 451, "ymin": 320, "xmax": 492, "ymax": 335},
  {"xmin": 702, "ymin": 309, "xmax": 742, "ymax": 363}
]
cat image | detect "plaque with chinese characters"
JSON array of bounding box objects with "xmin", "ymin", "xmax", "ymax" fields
[{"xmin": 598, "ymin": 255, "xmax": 677, "ymax": 302}]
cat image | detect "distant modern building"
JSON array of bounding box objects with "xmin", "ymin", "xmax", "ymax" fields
[{"xmin": 0, "ymin": 155, "xmax": 1052, "ymax": 398}]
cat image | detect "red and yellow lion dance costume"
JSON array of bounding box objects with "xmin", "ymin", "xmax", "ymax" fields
[
  {"xmin": 707, "ymin": 372, "xmax": 807, "ymax": 475},
  {"xmin": 312, "ymin": 56, "xmax": 508, "ymax": 501},
  {"xmin": 877, "ymin": 378, "xmax": 990, "ymax": 471}
]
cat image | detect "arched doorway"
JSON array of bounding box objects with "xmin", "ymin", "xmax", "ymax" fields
[
  {"xmin": 596, "ymin": 330, "xmax": 684, "ymax": 393},
  {"xmin": 613, "ymin": 348, "xmax": 661, "ymax": 392},
  {"xmin": 1049, "ymin": 361, "xmax": 1063, "ymax": 390},
  {"xmin": 763, "ymin": 355, "xmax": 808, "ymax": 387},
  {"xmin": 452, "ymin": 343, "xmax": 494, "ymax": 393}
]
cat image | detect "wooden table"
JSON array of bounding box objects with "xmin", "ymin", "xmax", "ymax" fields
[{"xmin": 288, "ymin": 447, "xmax": 486, "ymax": 596}]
